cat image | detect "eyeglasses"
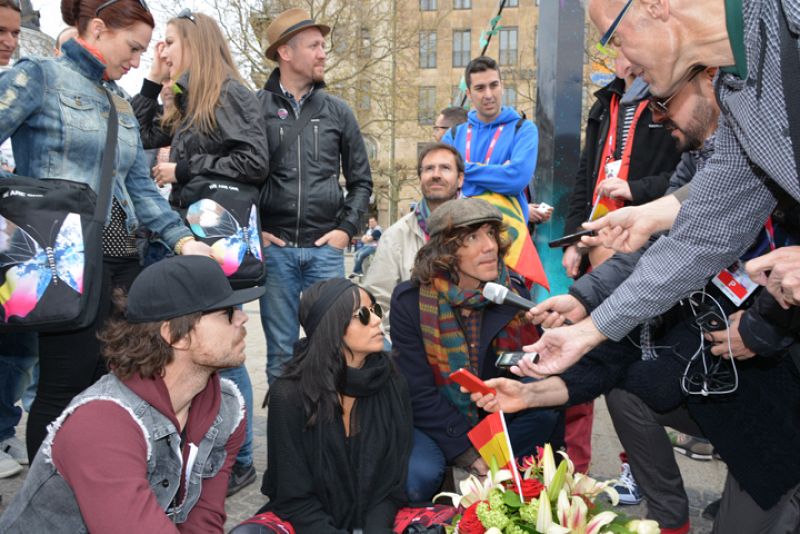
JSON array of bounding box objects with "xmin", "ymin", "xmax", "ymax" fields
[
  {"xmin": 432, "ymin": 125, "xmax": 449, "ymax": 132},
  {"xmin": 596, "ymin": 0, "xmax": 634, "ymax": 57},
  {"xmin": 95, "ymin": 0, "xmax": 150, "ymax": 17},
  {"xmin": 176, "ymin": 8, "xmax": 197, "ymax": 24},
  {"xmin": 352, "ymin": 303, "xmax": 383, "ymax": 325},
  {"xmin": 647, "ymin": 66, "xmax": 705, "ymax": 118},
  {"xmin": 203, "ymin": 306, "xmax": 235, "ymax": 324}
]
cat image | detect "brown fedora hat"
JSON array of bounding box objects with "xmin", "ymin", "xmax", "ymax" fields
[{"xmin": 265, "ymin": 8, "xmax": 331, "ymax": 61}]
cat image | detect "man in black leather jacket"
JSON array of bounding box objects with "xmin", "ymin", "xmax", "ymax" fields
[{"xmin": 257, "ymin": 8, "xmax": 372, "ymax": 384}]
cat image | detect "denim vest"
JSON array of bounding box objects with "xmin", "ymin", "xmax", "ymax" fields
[
  {"xmin": 0, "ymin": 374, "xmax": 244, "ymax": 532},
  {"xmin": 0, "ymin": 40, "xmax": 191, "ymax": 248}
]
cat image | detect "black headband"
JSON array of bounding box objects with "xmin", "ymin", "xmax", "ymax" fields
[
  {"xmin": 280, "ymin": 19, "xmax": 316, "ymax": 37},
  {"xmin": 302, "ymin": 279, "xmax": 357, "ymax": 337}
]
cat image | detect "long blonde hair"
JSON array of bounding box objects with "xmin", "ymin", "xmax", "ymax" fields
[{"xmin": 161, "ymin": 12, "xmax": 246, "ymax": 135}]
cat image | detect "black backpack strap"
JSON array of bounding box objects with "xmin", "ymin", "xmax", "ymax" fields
[
  {"xmin": 95, "ymin": 90, "xmax": 118, "ymax": 223},
  {"xmin": 268, "ymin": 93, "xmax": 325, "ymax": 176},
  {"xmin": 778, "ymin": 0, "xmax": 800, "ymax": 186}
]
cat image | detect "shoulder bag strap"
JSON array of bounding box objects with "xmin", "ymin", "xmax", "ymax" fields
[
  {"xmin": 95, "ymin": 90, "xmax": 118, "ymax": 223},
  {"xmin": 268, "ymin": 93, "xmax": 324, "ymax": 176},
  {"xmin": 778, "ymin": 0, "xmax": 800, "ymax": 185}
]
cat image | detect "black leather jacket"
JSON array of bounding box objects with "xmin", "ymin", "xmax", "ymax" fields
[
  {"xmin": 257, "ymin": 69, "xmax": 372, "ymax": 247},
  {"xmin": 132, "ymin": 75, "xmax": 268, "ymax": 207}
]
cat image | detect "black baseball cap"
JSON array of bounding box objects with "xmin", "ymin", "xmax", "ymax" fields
[{"xmin": 126, "ymin": 256, "xmax": 265, "ymax": 323}]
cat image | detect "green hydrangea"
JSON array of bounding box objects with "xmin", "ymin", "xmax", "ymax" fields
[
  {"xmin": 476, "ymin": 500, "xmax": 510, "ymax": 530},
  {"xmin": 504, "ymin": 523, "xmax": 527, "ymax": 534},
  {"xmin": 488, "ymin": 488, "xmax": 508, "ymax": 513},
  {"xmin": 518, "ymin": 500, "xmax": 539, "ymax": 524}
]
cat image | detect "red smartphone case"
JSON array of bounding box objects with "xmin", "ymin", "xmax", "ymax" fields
[{"xmin": 450, "ymin": 368, "xmax": 496, "ymax": 396}]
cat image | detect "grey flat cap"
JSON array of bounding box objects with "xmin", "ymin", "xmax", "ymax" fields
[{"xmin": 427, "ymin": 198, "xmax": 503, "ymax": 237}]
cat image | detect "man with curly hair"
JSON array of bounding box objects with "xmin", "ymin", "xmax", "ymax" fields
[
  {"xmin": 0, "ymin": 256, "xmax": 264, "ymax": 532},
  {"xmin": 390, "ymin": 198, "xmax": 562, "ymax": 502}
]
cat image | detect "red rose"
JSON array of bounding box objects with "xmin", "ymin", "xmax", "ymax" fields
[
  {"xmin": 458, "ymin": 502, "xmax": 486, "ymax": 534},
  {"xmin": 517, "ymin": 478, "xmax": 545, "ymax": 500}
]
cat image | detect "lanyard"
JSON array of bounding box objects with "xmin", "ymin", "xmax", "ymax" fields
[
  {"xmin": 465, "ymin": 124, "xmax": 505, "ymax": 164},
  {"xmin": 591, "ymin": 95, "xmax": 648, "ymax": 205}
]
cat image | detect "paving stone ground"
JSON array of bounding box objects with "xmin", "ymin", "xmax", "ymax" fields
[{"xmin": 0, "ymin": 253, "xmax": 725, "ymax": 532}]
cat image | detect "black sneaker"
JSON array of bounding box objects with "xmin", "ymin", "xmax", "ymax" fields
[{"xmin": 227, "ymin": 462, "xmax": 256, "ymax": 497}]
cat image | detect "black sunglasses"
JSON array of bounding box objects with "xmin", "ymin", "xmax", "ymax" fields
[
  {"xmin": 648, "ymin": 66, "xmax": 705, "ymax": 117},
  {"xmin": 203, "ymin": 306, "xmax": 235, "ymax": 324},
  {"xmin": 177, "ymin": 8, "xmax": 197, "ymax": 24},
  {"xmin": 95, "ymin": 0, "xmax": 149, "ymax": 17},
  {"xmin": 352, "ymin": 303, "xmax": 383, "ymax": 325}
]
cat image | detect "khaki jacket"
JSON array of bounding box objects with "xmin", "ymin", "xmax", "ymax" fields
[{"xmin": 362, "ymin": 210, "xmax": 425, "ymax": 337}]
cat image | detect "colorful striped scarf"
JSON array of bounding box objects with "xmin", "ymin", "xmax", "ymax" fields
[{"xmin": 419, "ymin": 262, "xmax": 526, "ymax": 424}]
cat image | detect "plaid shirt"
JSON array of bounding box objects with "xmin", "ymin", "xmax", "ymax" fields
[{"xmin": 593, "ymin": 0, "xmax": 800, "ymax": 341}]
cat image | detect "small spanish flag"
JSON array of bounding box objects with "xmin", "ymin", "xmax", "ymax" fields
[
  {"xmin": 468, "ymin": 411, "xmax": 525, "ymax": 500},
  {"xmin": 475, "ymin": 192, "xmax": 549, "ymax": 291}
]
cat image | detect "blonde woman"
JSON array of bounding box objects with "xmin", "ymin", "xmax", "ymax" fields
[{"xmin": 132, "ymin": 9, "xmax": 267, "ymax": 207}]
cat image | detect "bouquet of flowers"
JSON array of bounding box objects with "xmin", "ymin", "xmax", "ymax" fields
[{"xmin": 435, "ymin": 443, "xmax": 661, "ymax": 534}]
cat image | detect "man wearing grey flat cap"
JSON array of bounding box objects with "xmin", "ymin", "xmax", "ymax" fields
[
  {"xmin": 0, "ymin": 256, "xmax": 264, "ymax": 533},
  {"xmin": 257, "ymin": 7, "xmax": 372, "ymax": 386},
  {"xmin": 389, "ymin": 198, "xmax": 562, "ymax": 503}
]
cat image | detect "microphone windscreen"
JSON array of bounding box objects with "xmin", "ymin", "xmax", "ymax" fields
[{"xmin": 482, "ymin": 282, "xmax": 508, "ymax": 304}]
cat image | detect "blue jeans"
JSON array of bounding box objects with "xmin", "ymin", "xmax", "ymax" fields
[
  {"xmin": 406, "ymin": 407, "xmax": 562, "ymax": 502},
  {"xmin": 259, "ymin": 245, "xmax": 344, "ymax": 384},
  {"xmin": 0, "ymin": 333, "xmax": 38, "ymax": 441},
  {"xmin": 352, "ymin": 246, "xmax": 376, "ymax": 274},
  {"xmin": 219, "ymin": 364, "xmax": 254, "ymax": 466},
  {"xmin": 406, "ymin": 429, "xmax": 447, "ymax": 503}
]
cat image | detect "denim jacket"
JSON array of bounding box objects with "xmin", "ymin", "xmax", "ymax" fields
[
  {"xmin": 0, "ymin": 40, "xmax": 191, "ymax": 248},
  {"xmin": 0, "ymin": 373, "xmax": 244, "ymax": 532}
]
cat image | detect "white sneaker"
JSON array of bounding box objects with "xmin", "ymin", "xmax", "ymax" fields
[
  {"xmin": 0, "ymin": 436, "xmax": 28, "ymax": 465},
  {"xmin": 613, "ymin": 461, "xmax": 643, "ymax": 505},
  {"xmin": 0, "ymin": 450, "xmax": 22, "ymax": 478}
]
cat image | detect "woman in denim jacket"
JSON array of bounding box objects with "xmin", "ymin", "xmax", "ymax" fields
[{"xmin": 0, "ymin": 0, "xmax": 213, "ymax": 460}]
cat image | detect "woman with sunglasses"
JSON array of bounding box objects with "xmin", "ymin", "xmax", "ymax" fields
[
  {"xmin": 0, "ymin": 0, "xmax": 214, "ymax": 460},
  {"xmin": 132, "ymin": 9, "xmax": 267, "ymax": 209},
  {"xmin": 232, "ymin": 278, "xmax": 413, "ymax": 534}
]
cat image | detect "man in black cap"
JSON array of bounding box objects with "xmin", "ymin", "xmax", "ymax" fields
[
  {"xmin": 0, "ymin": 256, "xmax": 264, "ymax": 533},
  {"xmin": 389, "ymin": 198, "xmax": 561, "ymax": 503},
  {"xmin": 256, "ymin": 7, "xmax": 372, "ymax": 386}
]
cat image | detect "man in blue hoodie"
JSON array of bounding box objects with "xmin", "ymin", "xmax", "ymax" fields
[{"xmin": 442, "ymin": 56, "xmax": 538, "ymax": 224}]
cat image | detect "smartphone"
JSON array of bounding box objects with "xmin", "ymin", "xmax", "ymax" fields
[
  {"xmin": 450, "ymin": 368, "xmax": 496, "ymax": 396},
  {"xmin": 548, "ymin": 228, "xmax": 596, "ymax": 248},
  {"xmin": 495, "ymin": 351, "xmax": 540, "ymax": 369}
]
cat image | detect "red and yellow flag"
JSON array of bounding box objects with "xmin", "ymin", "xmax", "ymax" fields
[
  {"xmin": 475, "ymin": 192, "xmax": 549, "ymax": 291},
  {"xmin": 468, "ymin": 411, "xmax": 525, "ymax": 499}
]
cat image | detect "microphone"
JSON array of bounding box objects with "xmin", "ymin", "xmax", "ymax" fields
[{"xmin": 483, "ymin": 282, "xmax": 536, "ymax": 312}]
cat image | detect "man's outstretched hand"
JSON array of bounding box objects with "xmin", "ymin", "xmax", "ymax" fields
[
  {"xmin": 516, "ymin": 318, "xmax": 607, "ymax": 377},
  {"xmin": 746, "ymin": 246, "xmax": 800, "ymax": 309},
  {"xmin": 581, "ymin": 194, "xmax": 682, "ymax": 254}
]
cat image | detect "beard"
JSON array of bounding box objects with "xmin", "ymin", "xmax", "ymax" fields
[{"xmin": 670, "ymin": 100, "xmax": 716, "ymax": 152}]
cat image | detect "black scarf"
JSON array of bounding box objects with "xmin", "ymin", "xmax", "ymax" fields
[{"xmin": 312, "ymin": 353, "xmax": 412, "ymax": 531}]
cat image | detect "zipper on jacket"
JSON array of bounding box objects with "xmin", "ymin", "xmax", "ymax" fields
[
  {"xmin": 313, "ymin": 123, "xmax": 319, "ymax": 161},
  {"xmin": 293, "ymin": 107, "xmax": 303, "ymax": 245}
]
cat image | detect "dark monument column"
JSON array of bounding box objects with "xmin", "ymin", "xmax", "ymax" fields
[{"xmin": 532, "ymin": 0, "xmax": 585, "ymax": 299}]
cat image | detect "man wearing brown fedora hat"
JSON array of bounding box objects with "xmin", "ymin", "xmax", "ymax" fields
[{"xmin": 257, "ymin": 8, "xmax": 373, "ymax": 386}]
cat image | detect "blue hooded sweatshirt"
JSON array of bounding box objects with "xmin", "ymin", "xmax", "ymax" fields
[{"xmin": 443, "ymin": 106, "xmax": 538, "ymax": 222}]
